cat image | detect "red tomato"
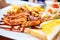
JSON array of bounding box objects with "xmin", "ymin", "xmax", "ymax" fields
[{"xmin": 52, "ymin": 4, "xmax": 59, "ymax": 8}]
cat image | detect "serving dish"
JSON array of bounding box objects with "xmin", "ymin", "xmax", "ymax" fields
[
  {"xmin": 0, "ymin": 1, "xmax": 41, "ymax": 40},
  {"xmin": 0, "ymin": 1, "xmax": 60, "ymax": 40}
]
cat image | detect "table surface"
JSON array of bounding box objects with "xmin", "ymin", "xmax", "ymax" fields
[
  {"xmin": 0, "ymin": 0, "xmax": 10, "ymax": 9},
  {"xmin": 0, "ymin": 35, "xmax": 14, "ymax": 40}
]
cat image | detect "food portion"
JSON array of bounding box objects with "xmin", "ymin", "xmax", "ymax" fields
[
  {"xmin": 42, "ymin": 3, "xmax": 60, "ymax": 21},
  {"xmin": 2, "ymin": 3, "xmax": 60, "ymax": 28},
  {"xmin": 0, "ymin": 3, "xmax": 60, "ymax": 40},
  {"xmin": 3, "ymin": 4, "xmax": 44, "ymax": 28},
  {"xmin": 41, "ymin": 19, "xmax": 60, "ymax": 34},
  {"xmin": 25, "ymin": 19, "xmax": 60, "ymax": 40},
  {"xmin": 25, "ymin": 28, "xmax": 47, "ymax": 40}
]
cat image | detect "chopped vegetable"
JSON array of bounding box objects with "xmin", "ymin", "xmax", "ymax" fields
[
  {"xmin": 51, "ymin": 4, "xmax": 59, "ymax": 8},
  {"xmin": 54, "ymin": 15, "xmax": 60, "ymax": 19}
]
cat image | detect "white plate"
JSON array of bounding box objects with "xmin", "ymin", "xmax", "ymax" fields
[
  {"xmin": 0, "ymin": 29, "xmax": 39, "ymax": 40},
  {"xmin": 0, "ymin": 1, "xmax": 40, "ymax": 40}
]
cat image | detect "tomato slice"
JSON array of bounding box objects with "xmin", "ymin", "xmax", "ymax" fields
[{"xmin": 52, "ymin": 4, "xmax": 59, "ymax": 8}]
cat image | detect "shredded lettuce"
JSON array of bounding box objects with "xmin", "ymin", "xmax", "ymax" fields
[{"xmin": 55, "ymin": 15, "xmax": 60, "ymax": 19}]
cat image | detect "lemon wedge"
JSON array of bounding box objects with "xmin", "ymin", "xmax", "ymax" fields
[{"xmin": 41, "ymin": 19, "xmax": 60, "ymax": 34}]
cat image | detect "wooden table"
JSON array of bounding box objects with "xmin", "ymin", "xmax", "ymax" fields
[
  {"xmin": 0, "ymin": 0, "xmax": 10, "ymax": 9},
  {"xmin": 0, "ymin": 35, "xmax": 14, "ymax": 40},
  {"xmin": 53, "ymin": 31, "xmax": 60, "ymax": 40}
]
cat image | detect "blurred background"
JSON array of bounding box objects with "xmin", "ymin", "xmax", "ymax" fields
[{"xmin": 0, "ymin": 0, "xmax": 60, "ymax": 9}]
